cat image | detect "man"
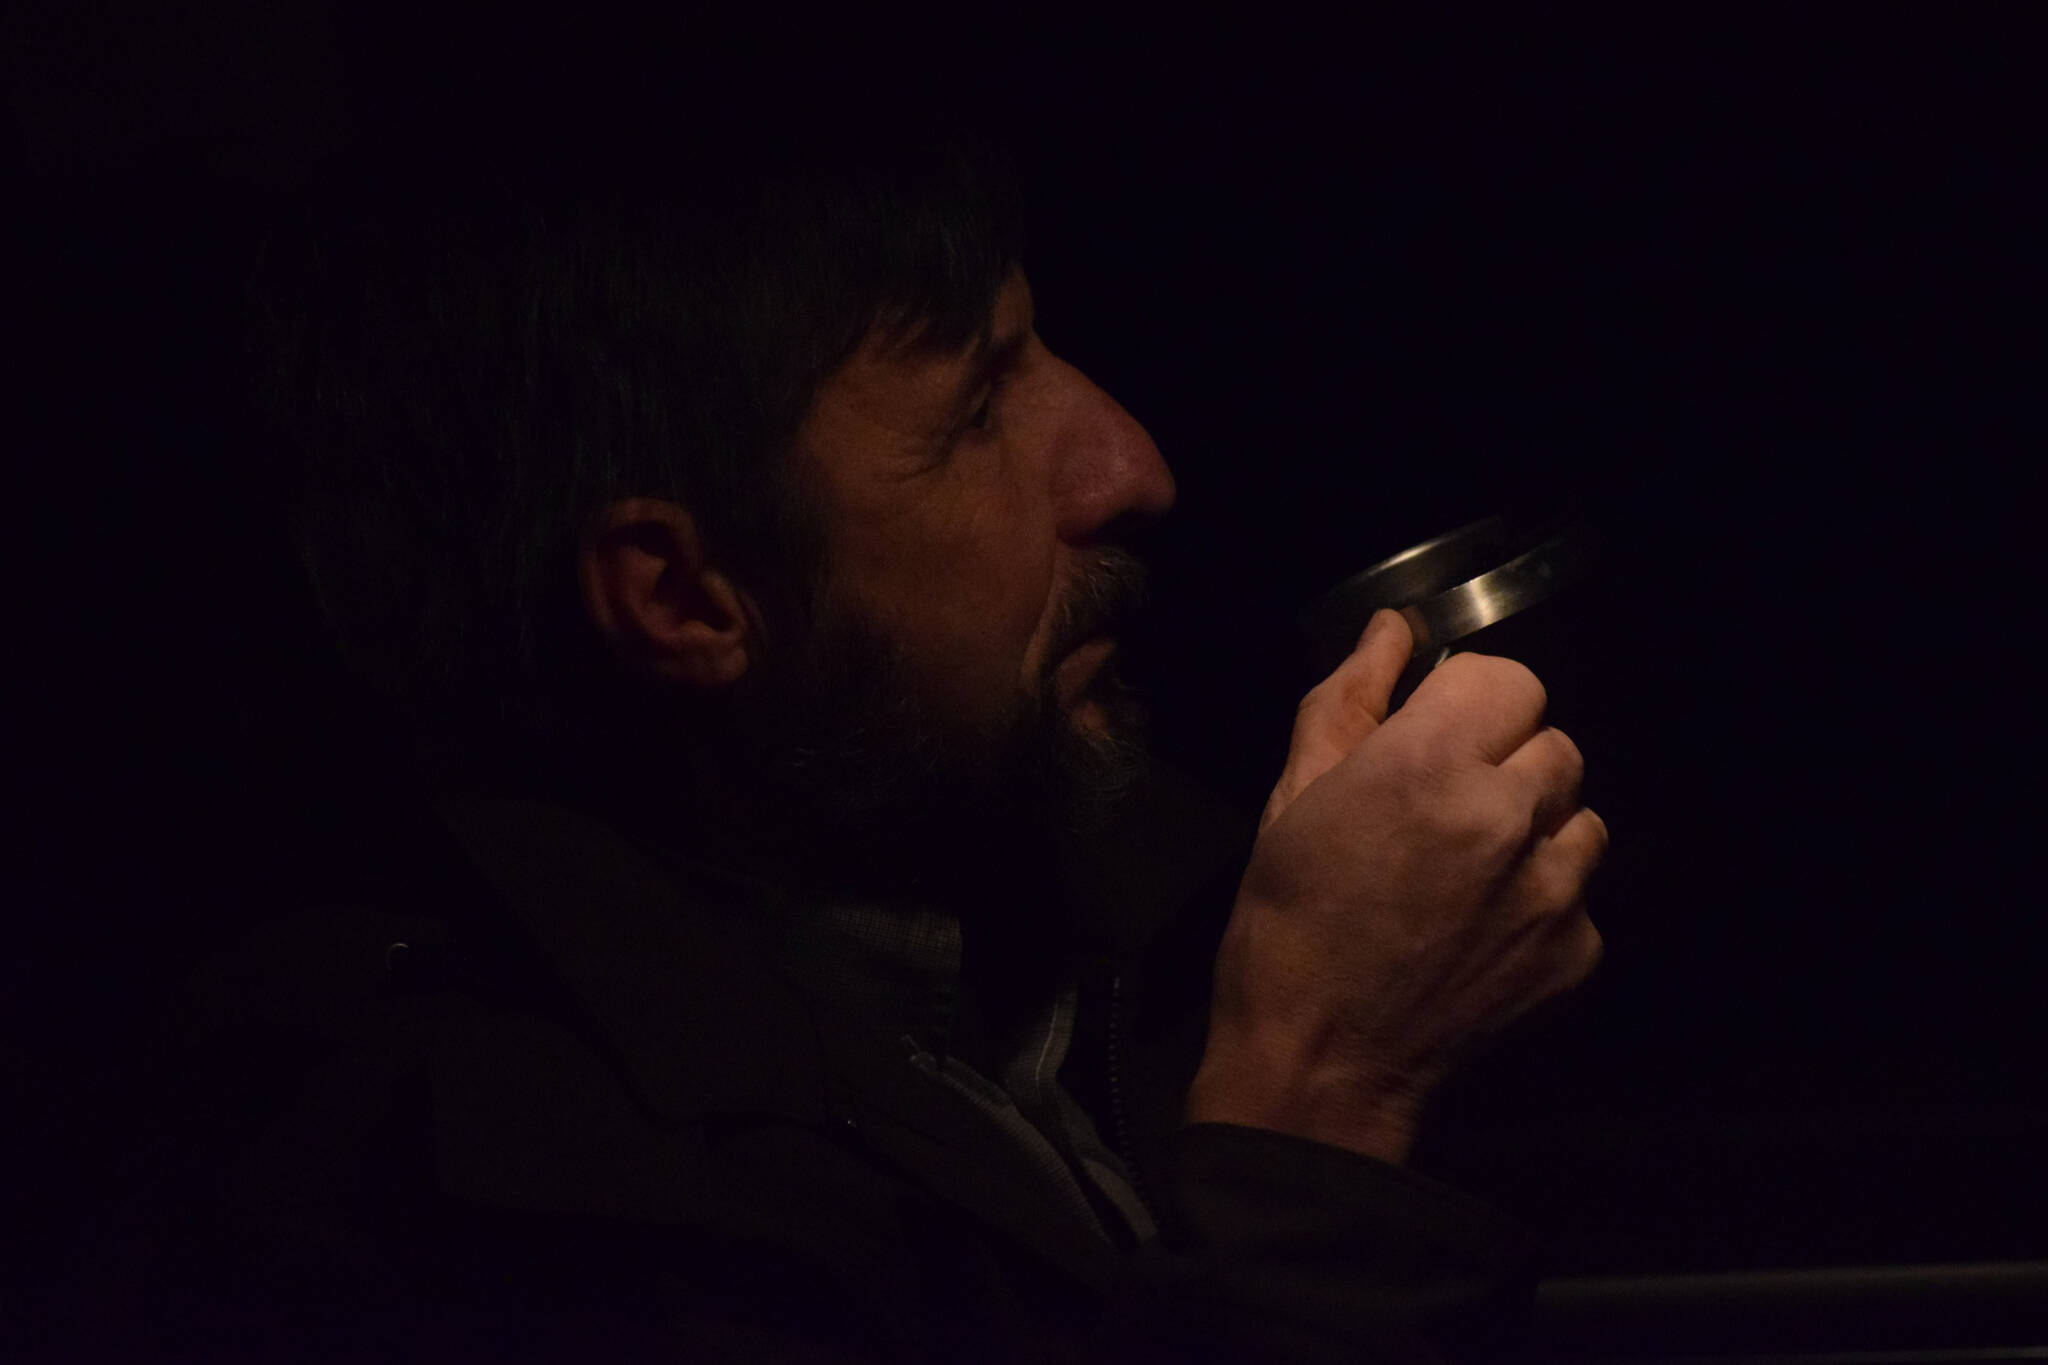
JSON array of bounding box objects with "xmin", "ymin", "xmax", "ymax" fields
[{"xmin": 69, "ymin": 116, "xmax": 1605, "ymax": 1362}]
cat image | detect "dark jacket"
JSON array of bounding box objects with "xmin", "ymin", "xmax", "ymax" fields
[{"xmin": 60, "ymin": 762, "xmax": 1537, "ymax": 1362}]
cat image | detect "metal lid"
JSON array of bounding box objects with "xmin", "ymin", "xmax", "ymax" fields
[{"xmin": 1298, "ymin": 505, "xmax": 1602, "ymax": 688}]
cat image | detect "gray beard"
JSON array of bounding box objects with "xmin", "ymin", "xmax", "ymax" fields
[{"xmin": 670, "ymin": 550, "xmax": 1157, "ymax": 924}]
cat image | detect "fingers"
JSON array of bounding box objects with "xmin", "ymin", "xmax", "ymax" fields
[
  {"xmin": 1498, "ymin": 726, "xmax": 1585, "ymax": 841},
  {"xmin": 1519, "ymin": 805, "xmax": 1610, "ymax": 913},
  {"xmin": 1321, "ymin": 608, "xmax": 1415, "ymax": 735},
  {"xmin": 1498, "ymin": 803, "xmax": 1609, "ymax": 997},
  {"xmin": 1283, "ymin": 609, "xmax": 1414, "ymax": 770},
  {"xmin": 1261, "ymin": 610, "xmax": 1415, "ymax": 834},
  {"xmin": 1401, "ymin": 652, "xmax": 1548, "ymax": 766}
]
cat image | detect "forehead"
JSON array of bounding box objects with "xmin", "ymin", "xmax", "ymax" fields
[{"xmin": 848, "ymin": 270, "xmax": 1032, "ymax": 390}]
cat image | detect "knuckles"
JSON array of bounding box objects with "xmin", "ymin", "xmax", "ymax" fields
[
  {"xmin": 1584, "ymin": 807, "xmax": 1611, "ymax": 855},
  {"xmin": 1272, "ymin": 649, "xmax": 1606, "ymax": 914},
  {"xmin": 1522, "ymin": 854, "xmax": 1590, "ymax": 916},
  {"xmin": 1432, "ymin": 651, "xmax": 1548, "ymax": 717},
  {"xmin": 1546, "ymin": 727, "xmax": 1587, "ymax": 784},
  {"xmin": 1576, "ymin": 917, "xmax": 1606, "ymax": 978},
  {"xmin": 1395, "ymin": 772, "xmax": 1532, "ymax": 873}
]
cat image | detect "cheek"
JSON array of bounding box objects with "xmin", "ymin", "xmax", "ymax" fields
[
  {"xmin": 883, "ymin": 488, "xmax": 1055, "ymax": 715},
  {"xmin": 842, "ymin": 459, "xmax": 1060, "ymax": 702},
  {"xmin": 947, "ymin": 500, "xmax": 1057, "ymax": 679}
]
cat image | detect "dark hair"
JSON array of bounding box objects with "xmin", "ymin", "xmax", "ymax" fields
[{"xmin": 250, "ymin": 120, "xmax": 1028, "ymax": 799}]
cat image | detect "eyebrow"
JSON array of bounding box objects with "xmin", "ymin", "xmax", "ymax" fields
[{"xmin": 945, "ymin": 324, "xmax": 1032, "ymax": 422}]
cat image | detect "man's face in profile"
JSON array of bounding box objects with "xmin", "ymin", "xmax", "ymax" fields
[{"xmin": 709, "ymin": 269, "xmax": 1180, "ymax": 912}]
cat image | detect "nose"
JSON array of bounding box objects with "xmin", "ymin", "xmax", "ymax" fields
[{"xmin": 1046, "ymin": 352, "xmax": 1178, "ymax": 544}]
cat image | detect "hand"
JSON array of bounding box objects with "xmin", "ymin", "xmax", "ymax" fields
[{"xmin": 1186, "ymin": 609, "xmax": 1608, "ymax": 1163}]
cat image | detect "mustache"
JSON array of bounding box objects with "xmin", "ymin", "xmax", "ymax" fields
[{"xmin": 1047, "ymin": 547, "xmax": 1151, "ymax": 666}]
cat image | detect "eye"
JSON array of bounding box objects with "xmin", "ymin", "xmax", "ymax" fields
[{"xmin": 967, "ymin": 377, "xmax": 1003, "ymax": 433}]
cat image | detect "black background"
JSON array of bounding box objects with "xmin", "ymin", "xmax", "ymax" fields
[{"xmin": 8, "ymin": 5, "xmax": 2044, "ymax": 1294}]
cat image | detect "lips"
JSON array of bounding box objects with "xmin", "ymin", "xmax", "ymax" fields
[{"xmin": 1055, "ymin": 637, "xmax": 1115, "ymax": 703}]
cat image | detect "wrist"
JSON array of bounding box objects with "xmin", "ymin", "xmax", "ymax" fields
[{"xmin": 1186, "ymin": 1034, "xmax": 1434, "ymax": 1166}]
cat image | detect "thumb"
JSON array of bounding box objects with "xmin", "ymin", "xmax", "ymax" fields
[{"xmin": 1261, "ymin": 608, "xmax": 1414, "ymax": 834}]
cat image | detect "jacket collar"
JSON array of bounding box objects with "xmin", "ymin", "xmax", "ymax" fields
[
  {"xmin": 429, "ymin": 753, "xmax": 1254, "ymax": 1084},
  {"xmin": 424, "ymin": 757, "xmax": 1258, "ymax": 1285},
  {"xmin": 429, "ymin": 789, "xmax": 836, "ymax": 1127}
]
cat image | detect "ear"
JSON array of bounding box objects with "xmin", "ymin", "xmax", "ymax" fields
[{"xmin": 578, "ymin": 498, "xmax": 758, "ymax": 688}]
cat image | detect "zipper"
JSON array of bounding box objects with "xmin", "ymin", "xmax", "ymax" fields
[{"xmin": 1105, "ymin": 971, "xmax": 1157, "ymax": 1220}]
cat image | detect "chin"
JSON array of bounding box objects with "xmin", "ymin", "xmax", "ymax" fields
[{"xmin": 1062, "ymin": 687, "xmax": 1150, "ymax": 789}]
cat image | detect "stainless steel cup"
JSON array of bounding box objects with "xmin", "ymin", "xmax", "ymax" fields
[{"xmin": 1298, "ymin": 505, "xmax": 1603, "ymax": 711}]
